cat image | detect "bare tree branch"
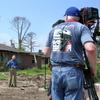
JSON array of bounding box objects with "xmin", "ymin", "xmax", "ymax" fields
[
  {"xmin": 11, "ymin": 16, "xmax": 31, "ymax": 50},
  {"xmin": 23, "ymin": 32, "xmax": 37, "ymax": 52}
]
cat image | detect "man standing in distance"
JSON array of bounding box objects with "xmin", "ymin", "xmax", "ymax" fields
[{"xmin": 7, "ymin": 55, "xmax": 18, "ymax": 87}]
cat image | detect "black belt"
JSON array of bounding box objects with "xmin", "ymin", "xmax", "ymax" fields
[{"xmin": 52, "ymin": 63, "xmax": 85, "ymax": 69}]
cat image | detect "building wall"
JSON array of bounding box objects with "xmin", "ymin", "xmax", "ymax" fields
[
  {"xmin": 0, "ymin": 49, "xmax": 45, "ymax": 70},
  {"xmin": 17, "ymin": 53, "xmax": 35, "ymax": 69},
  {"xmin": 0, "ymin": 51, "xmax": 36, "ymax": 69},
  {"xmin": 0, "ymin": 51, "xmax": 18, "ymax": 70}
]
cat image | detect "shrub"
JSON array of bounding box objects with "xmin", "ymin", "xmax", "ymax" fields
[{"xmin": 95, "ymin": 64, "xmax": 100, "ymax": 82}]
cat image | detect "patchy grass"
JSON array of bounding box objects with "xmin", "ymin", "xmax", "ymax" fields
[
  {"xmin": 0, "ymin": 72, "xmax": 8, "ymax": 80},
  {"xmin": 96, "ymin": 64, "xmax": 100, "ymax": 82},
  {"xmin": 17, "ymin": 65, "xmax": 51, "ymax": 76},
  {"xmin": 0, "ymin": 64, "xmax": 100, "ymax": 82},
  {"xmin": 0, "ymin": 65, "xmax": 51, "ymax": 80}
]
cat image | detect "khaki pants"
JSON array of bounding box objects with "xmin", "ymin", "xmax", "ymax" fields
[{"xmin": 9, "ymin": 68, "xmax": 17, "ymax": 87}]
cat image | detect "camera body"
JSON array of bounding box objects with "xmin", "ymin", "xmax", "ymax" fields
[
  {"xmin": 52, "ymin": 7, "xmax": 100, "ymax": 43},
  {"xmin": 80, "ymin": 7, "xmax": 100, "ymax": 42},
  {"xmin": 80, "ymin": 7, "xmax": 99, "ymax": 24}
]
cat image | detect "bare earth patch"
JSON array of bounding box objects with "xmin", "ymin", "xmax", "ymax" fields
[
  {"xmin": 0, "ymin": 74, "xmax": 100, "ymax": 100},
  {"xmin": 0, "ymin": 74, "xmax": 49, "ymax": 100}
]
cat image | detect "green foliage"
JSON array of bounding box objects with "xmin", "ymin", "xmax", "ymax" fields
[
  {"xmin": 0, "ymin": 65, "xmax": 51, "ymax": 80},
  {"xmin": 0, "ymin": 64, "xmax": 100, "ymax": 82},
  {"xmin": 95, "ymin": 64, "xmax": 100, "ymax": 82},
  {"xmin": 18, "ymin": 46, "xmax": 25, "ymax": 52},
  {"xmin": 0, "ymin": 72, "xmax": 8, "ymax": 80},
  {"xmin": 17, "ymin": 64, "xmax": 51, "ymax": 76}
]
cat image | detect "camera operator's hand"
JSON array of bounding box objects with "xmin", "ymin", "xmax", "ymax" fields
[
  {"xmin": 48, "ymin": 95, "xmax": 52, "ymax": 100},
  {"xmin": 90, "ymin": 67, "xmax": 96, "ymax": 77}
]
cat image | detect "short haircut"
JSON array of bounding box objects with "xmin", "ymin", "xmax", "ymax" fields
[{"xmin": 52, "ymin": 19, "xmax": 65, "ymax": 28}]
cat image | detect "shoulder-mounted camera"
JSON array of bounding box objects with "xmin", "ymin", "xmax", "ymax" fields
[{"xmin": 80, "ymin": 7, "xmax": 100, "ymax": 43}]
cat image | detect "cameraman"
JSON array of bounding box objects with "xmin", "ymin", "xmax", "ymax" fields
[{"xmin": 43, "ymin": 7, "xmax": 96, "ymax": 100}]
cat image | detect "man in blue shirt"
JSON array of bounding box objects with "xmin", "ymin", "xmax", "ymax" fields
[
  {"xmin": 7, "ymin": 55, "xmax": 17, "ymax": 87},
  {"xmin": 43, "ymin": 7, "xmax": 96, "ymax": 100}
]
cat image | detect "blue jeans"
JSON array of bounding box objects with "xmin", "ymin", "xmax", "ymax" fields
[{"xmin": 51, "ymin": 66, "xmax": 84, "ymax": 100}]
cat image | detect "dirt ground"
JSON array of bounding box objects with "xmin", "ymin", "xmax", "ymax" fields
[
  {"xmin": 0, "ymin": 73, "xmax": 100, "ymax": 100},
  {"xmin": 0, "ymin": 74, "xmax": 49, "ymax": 100}
]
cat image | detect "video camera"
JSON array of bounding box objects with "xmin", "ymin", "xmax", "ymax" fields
[
  {"xmin": 80, "ymin": 7, "xmax": 100, "ymax": 43},
  {"xmin": 80, "ymin": 7, "xmax": 99, "ymax": 100},
  {"xmin": 52, "ymin": 7, "xmax": 100, "ymax": 43}
]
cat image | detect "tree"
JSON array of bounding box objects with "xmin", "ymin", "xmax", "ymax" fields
[
  {"xmin": 23, "ymin": 32, "xmax": 36, "ymax": 52},
  {"xmin": 10, "ymin": 39, "xmax": 15, "ymax": 48},
  {"xmin": 11, "ymin": 16, "xmax": 31, "ymax": 50}
]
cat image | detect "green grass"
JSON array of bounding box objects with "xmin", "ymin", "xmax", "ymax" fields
[
  {"xmin": 0, "ymin": 64, "xmax": 100, "ymax": 82},
  {"xmin": 17, "ymin": 65, "xmax": 51, "ymax": 76},
  {"xmin": 95, "ymin": 64, "xmax": 100, "ymax": 82},
  {"xmin": 0, "ymin": 65, "xmax": 51, "ymax": 80},
  {"xmin": 97, "ymin": 58, "xmax": 100, "ymax": 61},
  {"xmin": 0, "ymin": 72, "xmax": 8, "ymax": 80}
]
